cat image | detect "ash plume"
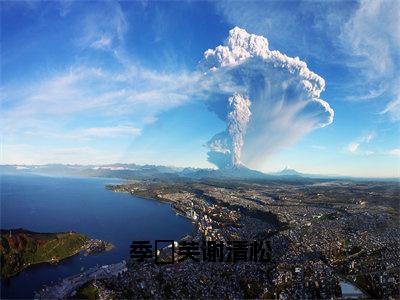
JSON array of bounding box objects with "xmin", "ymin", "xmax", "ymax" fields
[
  {"xmin": 201, "ymin": 27, "xmax": 334, "ymax": 169},
  {"xmin": 207, "ymin": 93, "xmax": 251, "ymax": 168}
]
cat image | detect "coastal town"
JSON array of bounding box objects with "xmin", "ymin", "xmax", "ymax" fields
[{"xmin": 36, "ymin": 177, "xmax": 399, "ymax": 299}]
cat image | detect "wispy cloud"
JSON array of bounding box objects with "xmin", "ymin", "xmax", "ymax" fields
[
  {"xmin": 311, "ymin": 145, "xmax": 326, "ymax": 151},
  {"xmin": 346, "ymin": 142, "xmax": 360, "ymax": 154},
  {"xmin": 2, "ymin": 144, "xmax": 123, "ymax": 165},
  {"xmin": 77, "ymin": 1, "xmax": 127, "ymax": 50},
  {"xmin": 345, "ymin": 132, "xmax": 376, "ymax": 155},
  {"xmin": 340, "ymin": 0, "xmax": 400, "ymax": 120},
  {"xmin": 22, "ymin": 125, "xmax": 142, "ymax": 140},
  {"xmin": 363, "ymin": 133, "xmax": 375, "ymax": 143},
  {"xmin": 1, "ymin": 63, "xmax": 198, "ymax": 142},
  {"xmin": 387, "ymin": 149, "xmax": 400, "ymax": 156},
  {"xmin": 343, "ymin": 84, "xmax": 387, "ymax": 102},
  {"xmin": 340, "ymin": 0, "xmax": 399, "ymax": 79},
  {"xmin": 1, "ymin": 1, "xmax": 200, "ymax": 160},
  {"xmin": 345, "ymin": 133, "xmax": 400, "ymax": 158},
  {"xmin": 58, "ymin": 0, "xmax": 74, "ymax": 17},
  {"xmin": 380, "ymin": 87, "xmax": 400, "ymax": 121},
  {"xmin": 91, "ymin": 36, "xmax": 112, "ymax": 49},
  {"xmin": 78, "ymin": 125, "xmax": 141, "ymax": 138}
]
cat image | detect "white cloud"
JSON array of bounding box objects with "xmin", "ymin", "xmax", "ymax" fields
[
  {"xmin": 347, "ymin": 142, "xmax": 360, "ymax": 153},
  {"xmin": 363, "ymin": 150, "xmax": 375, "ymax": 156},
  {"xmin": 1, "ymin": 2, "xmax": 205, "ymax": 166},
  {"xmin": 341, "ymin": 0, "xmax": 399, "ymax": 79},
  {"xmin": 25, "ymin": 125, "xmax": 142, "ymax": 140},
  {"xmin": 200, "ymin": 27, "xmax": 334, "ymax": 169},
  {"xmin": 344, "ymin": 84, "xmax": 388, "ymax": 102},
  {"xmin": 345, "ymin": 132, "xmax": 376, "ymax": 155},
  {"xmin": 78, "ymin": 125, "xmax": 141, "ymax": 138},
  {"xmin": 340, "ymin": 0, "xmax": 400, "ymax": 121},
  {"xmin": 1, "ymin": 144, "xmax": 121, "ymax": 165},
  {"xmin": 380, "ymin": 89, "xmax": 400, "ymax": 121},
  {"xmin": 311, "ymin": 145, "xmax": 326, "ymax": 150},
  {"xmin": 387, "ymin": 149, "xmax": 400, "ymax": 156},
  {"xmin": 91, "ymin": 36, "xmax": 112, "ymax": 49},
  {"xmin": 58, "ymin": 0, "xmax": 74, "ymax": 17},
  {"xmin": 77, "ymin": 1, "xmax": 127, "ymax": 50},
  {"xmin": 362, "ymin": 132, "xmax": 375, "ymax": 143},
  {"xmin": 1, "ymin": 64, "xmax": 196, "ymax": 143}
]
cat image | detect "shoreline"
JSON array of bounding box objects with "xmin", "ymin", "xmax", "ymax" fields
[
  {"xmin": 0, "ymin": 230, "xmax": 114, "ymax": 280},
  {"xmin": 108, "ymin": 181, "xmax": 284, "ymax": 242}
]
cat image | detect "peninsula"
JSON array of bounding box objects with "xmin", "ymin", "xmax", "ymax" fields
[{"xmin": 0, "ymin": 229, "xmax": 113, "ymax": 278}]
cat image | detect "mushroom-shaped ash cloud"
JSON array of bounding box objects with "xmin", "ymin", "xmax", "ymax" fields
[{"xmin": 200, "ymin": 27, "xmax": 334, "ymax": 169}]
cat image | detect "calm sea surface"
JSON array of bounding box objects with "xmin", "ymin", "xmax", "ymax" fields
[{"xmin": 0, "ymin": 173, "xmax": 193, "ymax": 298}]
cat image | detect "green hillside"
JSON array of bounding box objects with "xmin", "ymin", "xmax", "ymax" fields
[{"xmin": 0, "ymin": 229, "xmax": 88, "ymax": 278}]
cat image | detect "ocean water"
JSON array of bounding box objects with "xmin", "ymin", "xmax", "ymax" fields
[
  {"xmin": 340, "ymin": 281, "xmax": 366, "ymax": 298},
  {"xmin": 0, "ymin": 173, "xmax": 193, "ymax": 298}
]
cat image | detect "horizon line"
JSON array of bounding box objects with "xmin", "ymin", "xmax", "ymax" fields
[{"xmin": 1, "ymin": 163, "xmax": 399, "ymax": 180}]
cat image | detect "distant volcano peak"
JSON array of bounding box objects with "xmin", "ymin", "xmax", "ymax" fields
[{"xmin": 276, "ymin": 167, "xmax": 303, "ymax": 176}]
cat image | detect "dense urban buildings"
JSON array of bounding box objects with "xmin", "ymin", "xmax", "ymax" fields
[{"xmin": 36, "ymin": 176, "xmax": 399, "ymax": 299}]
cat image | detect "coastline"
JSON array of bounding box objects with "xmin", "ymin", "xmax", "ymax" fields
[
  {"xmin": 0, "ymin": 229, "xmax": 114, "ymax": 279},
  {"xmin": 1, "ymin": 174, "xmax": 193, "ymax": 299}
]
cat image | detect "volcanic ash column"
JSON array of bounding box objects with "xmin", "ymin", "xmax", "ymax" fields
[
  {"xmin": 201, "ymin": 27, "xmax": 334, "ymax": 169},
  {"xmin": 227, "ymin": 93, "xmax": 251, "ymax": 166}
]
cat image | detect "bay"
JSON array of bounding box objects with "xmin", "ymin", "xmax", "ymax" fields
[{"xmin": 0, "ymin": 173, "xmax": 193, "ymax": 298}]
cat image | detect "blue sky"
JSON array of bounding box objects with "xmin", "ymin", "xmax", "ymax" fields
[{"xmin": 1, "ymin": 0, "xmax": 399, "ymax": 177}]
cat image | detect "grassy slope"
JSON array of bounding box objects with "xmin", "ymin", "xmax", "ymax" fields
[
  {"xmin": 74, "ymin": 280, "xmax": 100, "ymax": 300},
  {"xmin": 0, "ymin": 229, "xmax": 88, "ymax": 278}
]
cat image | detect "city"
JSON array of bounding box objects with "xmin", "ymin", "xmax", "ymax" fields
[{"xmin": 36, "ymin": 176, "xmax": 399, "ymax": 299}]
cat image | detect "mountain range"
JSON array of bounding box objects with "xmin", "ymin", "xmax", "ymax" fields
[{"xmin": 0, "ymin": 163, "xmax": 397, "ymax": 182}]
